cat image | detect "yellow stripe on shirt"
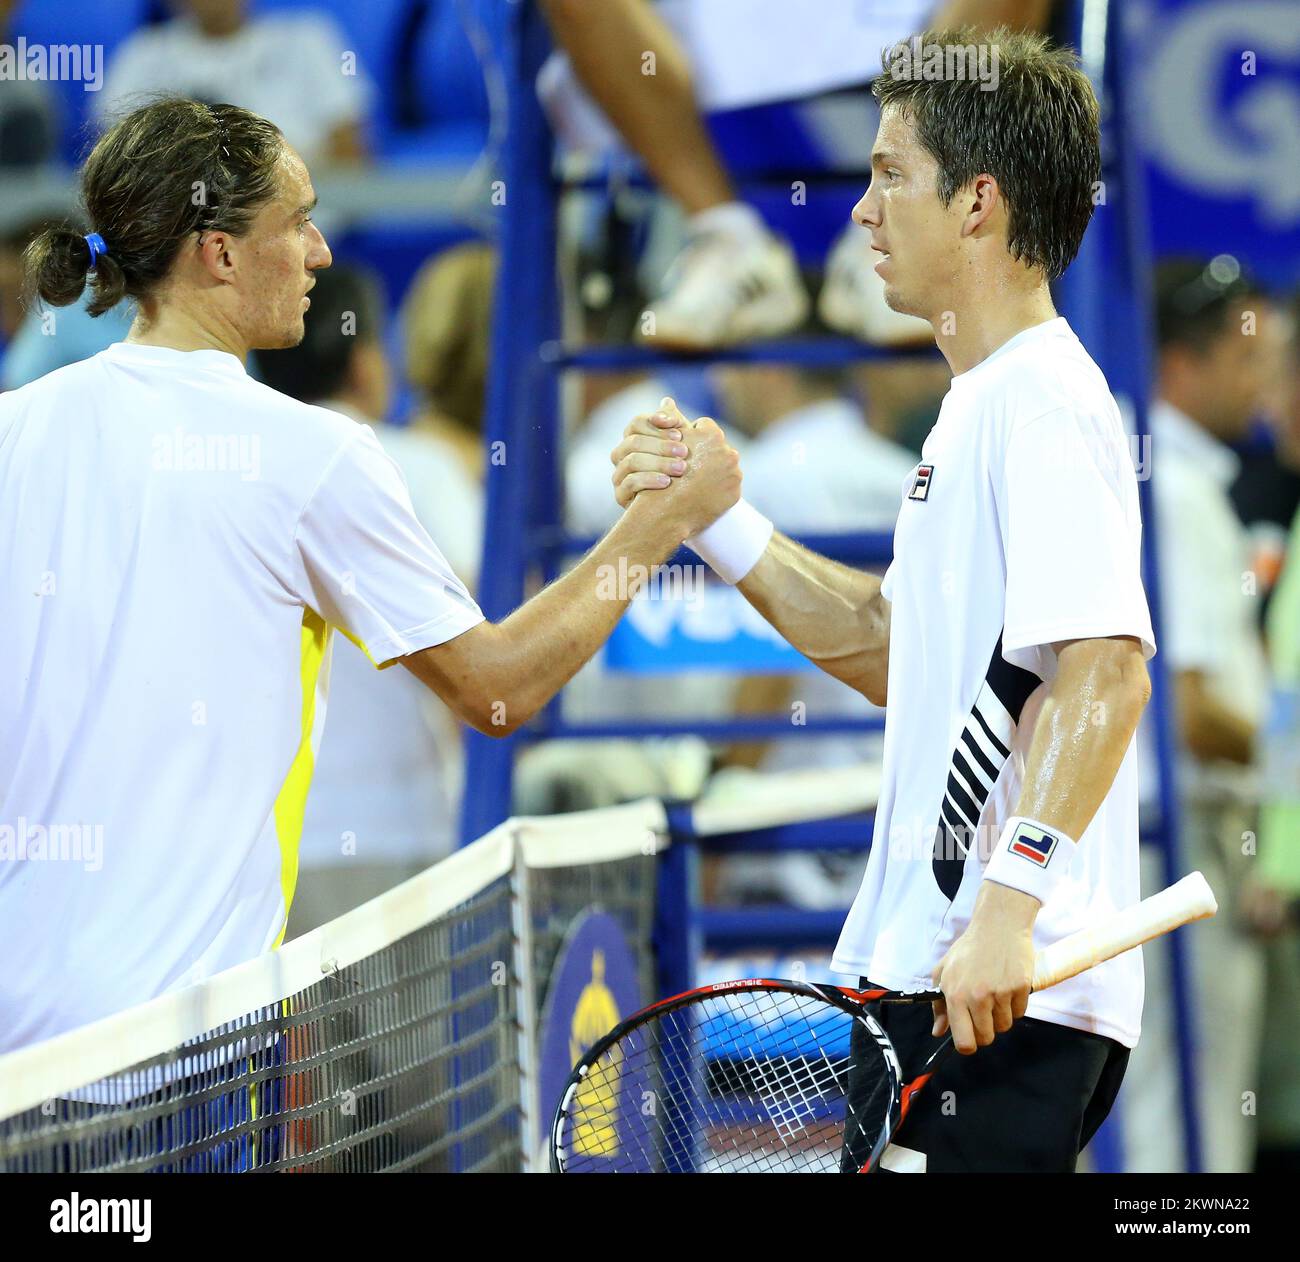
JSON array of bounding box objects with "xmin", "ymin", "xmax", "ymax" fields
[{"xmin": 271, "ymin": 608, "xmax": 330, "ymax": 945}]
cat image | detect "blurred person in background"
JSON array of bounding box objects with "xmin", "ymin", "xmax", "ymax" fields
[
  {"xmin": 722, "ymin": 361, "xmax": 919, "ymax": 531},
  {"xmin": 1120, "ymin": 257, "xmax": 1274, "ymax": 1173},
  {"xmin": 563, "ymin": 234, "xmax": 684, "ymax": 536},
  {"xmin": 400, "ymin": 240, "xmax": 494, "ymax": 483},
  {"xmin": 400, "ymin": 239, "xmax": 718, "ymax": 815},
  {"xmin": 537, "ymin": 252, "xmax": 720, "ymax": 814},
  {"xmin": 0, "ymin": 0, "xmax": 59, "ymax": 168},
  {"xmin": 538, "ymin": 0, "xmax": 1050, "ymax": 349},
  {"xmin": 0, "ymin": 219, "xmax": 33, "ymax": 349},
  {"xmin": 257, "ymin": 264, "xmax": 483, "ymax": 936},
  {"xmin": 705, "ymin": 360, "xmax": 918, "ymax": 908},
  {"xmin": 1231, "ymin": 296, "xmax": 1300, "ymax": 625},
  {"xmin": 1244, "ymin": 297, "xmax": 1300, "ymax": 1172},
  {"xmin": 95, "ymin": 0, "xmax": 370, "ymax": 166},
  {"xmin": 851, "ymin": 356, "xmax": 950, "ymax": 455}
]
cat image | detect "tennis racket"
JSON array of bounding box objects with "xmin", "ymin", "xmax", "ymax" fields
[{"xmin": 550, "ymin": 871, "xmax": 1217, "ymax": 1174}]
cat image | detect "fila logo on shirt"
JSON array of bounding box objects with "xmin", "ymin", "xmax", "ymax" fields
[
  {"xmin": 1010, "ymin": 823, "xmax": 1058, "ymax": 868},
  {"xmin": 907, "ymin": 464, "xmax": 934, "ymax": 501}
]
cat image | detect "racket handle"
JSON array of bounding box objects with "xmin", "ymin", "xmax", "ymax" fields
[{"xmin": 1030, "ymin": 871, "xmax": 1218, "ymax": 993}]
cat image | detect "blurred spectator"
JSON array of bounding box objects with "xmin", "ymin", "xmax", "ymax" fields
[
  {"xmin": 720, "ymin": 362, "xmax": 918, "ymax": 529},
  {"xmin": 1121, "ymin": 256, "xmax": 1273, "ymax": 1172},
  {"xmin": 851, "ymin": 356, "xmax": 948, "ymax": 455},
  {"xmin": 705, "ymin": 364, "xmax": 916, "ymax": 906},
  {"xmin": 538, "ymin": 0, "xmax": 807, "ymax": 349},
  {"xmin": 1, "ymin": 217, "xmax": 133, "ymax": 389},
  {"xmin": 0, "ymin": 0, "xmax": 59, "ymax": 168},
  {"xmin": 0, "ymin": 217, "xmax": 32, "ymax": 345},
  {"xmin": 1248, "ymin": 301, "xmax": 1300, "ymax": 1172},
  {"xmin": 537, "ymin": 0, "xmax": 1049, "ymax": 349},
  {"xmin": 511, "ymin": 251, "xmax": 721, "ymax": 815},
  {"xmin": 1231, "ymin": 296, "xmax": 1300, "ymax": 625},
  {"xmin": 257, "ymin": 264, "xmax": 482, "ymax": 937},
  {"xmin": 95, "ymin": 1, "xmax": 370, "ymax": 166},
  {"xmin": 401, "ymin": 240, "xmax": 495, "ymax": 481}
]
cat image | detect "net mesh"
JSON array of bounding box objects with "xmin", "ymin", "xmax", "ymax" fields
[
  {"xmin": 530, "ymin": 853, "xmax": 658, "ymax": 1015},
  {"xmin": 552, "ymin": 987, "xmax": 894, "ymax": 1174},
  {"xmin": 1, "ymin": 879, "xmax": 518, "ymax": 1173},
  {"xmin": 0, "ymin": 832, "xmax": 661, "ymax": 1174}
]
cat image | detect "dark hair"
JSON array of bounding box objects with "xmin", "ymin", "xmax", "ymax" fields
[
  {"xmin": 256, "ymin": 265, "xmax": 386, "ymax": 403},
  {"xmin": 23, "ymin": 96, "xmax": 284, "ymax": 318},
  {"xmin": 1155, "ymin": 256, "xmax": 1261, "ymax": 353},
  {"xmin": 873, "ymin": 27, "xmax": 1101, "ymax": 281}
]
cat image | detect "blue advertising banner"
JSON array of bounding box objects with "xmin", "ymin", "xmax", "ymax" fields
[
  {"xmin": 1135, "ymin": 0, "xmax": 1300, "ymax": 287},
  {"xmin": 603, "ymin": 581, "xmax": 816, "ymax": 674},
  {"xmin": 539, "ymin": 911, "xmax": 649, "ymax": 1170}
]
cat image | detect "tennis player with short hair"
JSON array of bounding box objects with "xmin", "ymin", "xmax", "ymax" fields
[
  {"xmin": 0, "ymin": 97, "xmax": 739, "ymax": 1054},
  {"xmin": 615, "ymin": 28, "xmax": 1156, "ymax": 1172}
]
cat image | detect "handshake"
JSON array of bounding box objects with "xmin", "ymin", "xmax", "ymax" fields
[{"xmin": 607, "ymin": 396, "xmax": 744, "ymax": 548}]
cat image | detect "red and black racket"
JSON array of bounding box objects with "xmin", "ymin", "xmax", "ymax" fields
[{"xmin": 550, "ymin": 872, "xmax": 1217, "ymax": 1173}]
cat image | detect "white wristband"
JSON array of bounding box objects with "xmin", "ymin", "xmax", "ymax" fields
[
  {"xmin": 983, "ymin": 815, "xmax": 1077, "ymax": 905},
  {"xmin": 685, "ymin": 499, "xmax": 774, "ymax": 585}
]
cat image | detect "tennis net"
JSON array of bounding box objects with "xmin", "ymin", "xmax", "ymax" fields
[{"xmin": 0, "ymin": 801, "xmax": 669, "ymax": 1173}]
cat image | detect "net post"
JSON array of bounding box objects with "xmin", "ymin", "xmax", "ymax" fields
[
  {"xmin": 655, "ymin": 804, "xmax": 700, "ymax": 1172},
  {"xmin": 655, "ymin": 804, "xmax": 698, "ymax": 999},
  {"xmin": 510, "ymin": 829, "xmax": 543, "ymax": 1172}
]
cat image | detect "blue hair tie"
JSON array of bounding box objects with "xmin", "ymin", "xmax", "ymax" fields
[{"xmin": 84, "ymin": 232, "xmax": 108, "ymax": 270}]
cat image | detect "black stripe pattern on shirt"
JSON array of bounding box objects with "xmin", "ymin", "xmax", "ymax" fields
[{"xmin": 930, "ymin": 634, "xmax": 1042, "ymax": 900}]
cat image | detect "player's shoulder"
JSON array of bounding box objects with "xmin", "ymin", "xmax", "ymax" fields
[
  {"xmin": 237, "ymin": 375, "xmax": 372, "ymax": 458},
  {"xmin": 0, "ymin": 353, "xmax": 105, "ymax": 408},
  {"xmin": 996, "ymin": 324, "xmax": 1120, "ymax": 433}
]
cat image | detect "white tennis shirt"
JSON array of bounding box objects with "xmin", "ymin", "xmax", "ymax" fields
[
  {"xmin": 831, "ymin": 319, "xmax": 1156, "ymax": 1048},
  {"xmin": 0, "ymin": 343, "xmax": 483, "ymax": 1052}
]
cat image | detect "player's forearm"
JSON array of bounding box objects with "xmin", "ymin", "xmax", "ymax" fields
[
  {"xmin": 1010, "ymin": 637, "xmax": 1151, "ymax": 845},
  {"xmin": 483, "ymin": 502, "xmax": 686, "ymax": 731},
  {"xmin": 737, "ymin": 532, "xmax": 891, "ymax": 704}
]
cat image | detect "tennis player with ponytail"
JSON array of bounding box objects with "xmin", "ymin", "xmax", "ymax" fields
[
  {"xmin": 0, "ymin": 97, "xmax": 740, "ymax": 1054},
  {"xmin": 612, "ymin": 29, "xmax": 1158, "ymax": 1172}
]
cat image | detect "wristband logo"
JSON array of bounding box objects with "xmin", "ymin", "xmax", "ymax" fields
[{"xmin": 1010, "ymin": 824, "xmax": 1058, "ymax": 868}]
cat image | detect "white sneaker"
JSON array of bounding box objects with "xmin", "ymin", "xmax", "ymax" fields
[
  {"xmin": 818, "ymin": 223, "xmax": 933, "ymax": 346},
  {"xmin": 640, "ymin": 228, "xmax": 810, "ymax": 349}
]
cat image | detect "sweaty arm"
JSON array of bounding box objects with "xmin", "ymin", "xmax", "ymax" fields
[
  {"xmin": 294, "ymin": 416, "xmax": 739, "ymax": 740},
  {"xmin": 404, "ymin": 504, "xmax": 685, "ymax": 736},
  {"xmin": 932, "ymin": 402, "xmax": 1158, "ymax": 1053},
  {"xmin": 736, "ymin": 534, "xmax": 891, "ymax": 706},
  {"xmin": 1012, "ymin": 635, "xmax": 1153, "ymax": 841},
  {"xmin": 405, "ymin": 419, "xmax": 742, "ymax": 736},
  {"xmin": 935, "ymin": 634, "xmax": 1152, "ymax": 1053}
]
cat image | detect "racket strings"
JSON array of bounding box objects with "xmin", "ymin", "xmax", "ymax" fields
[{"xmin": 557, "ymin": 989, "xmax": 896, "ymax": 1173}]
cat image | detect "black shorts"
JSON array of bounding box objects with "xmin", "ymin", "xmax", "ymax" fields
[{"xmin": 845, "ymin": 978, "xmax": 1130, "ymax": 1173}]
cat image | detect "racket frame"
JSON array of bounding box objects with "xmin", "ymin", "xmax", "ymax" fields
[{"xmin": 549, "ymin": 977, "xmax": 937, "ymax": 1174}]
